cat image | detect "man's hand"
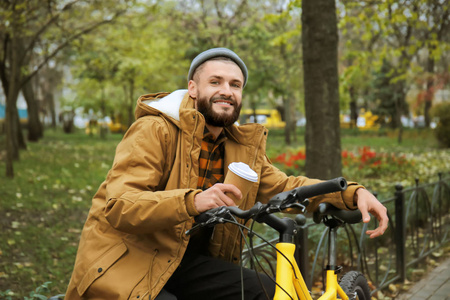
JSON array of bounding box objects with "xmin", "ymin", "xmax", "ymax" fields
[
  {"xmin": 194, "ymin": 184, "xmax": 242, "ymax": 213},
  {"xmin": 356, "ymin": 188, "xmax": 389, "ymax": 238}
]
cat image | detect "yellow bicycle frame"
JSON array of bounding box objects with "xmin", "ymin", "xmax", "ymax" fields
[{"xmin": 274, "ymin": 243, "xmax": 349, "ymax": 300}]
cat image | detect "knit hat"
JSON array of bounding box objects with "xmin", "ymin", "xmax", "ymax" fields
[{"xmin": 188, "ymin": 48, "xmax": 248, "ymax": 87}]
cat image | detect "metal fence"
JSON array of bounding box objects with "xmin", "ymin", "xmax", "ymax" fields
[{"xmin": 242, "ymin": 173, "xmax": 450, "ymax": 295}]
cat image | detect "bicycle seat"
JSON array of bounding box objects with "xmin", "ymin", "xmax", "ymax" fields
[{"xmin": 313, "ymin": 202, "xmax": 362, "ymax": 225}]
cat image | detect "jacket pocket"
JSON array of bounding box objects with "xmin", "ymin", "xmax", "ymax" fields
[{"xmin": 77, "ymin": 241, "xmax": 128, "ymax": 296}]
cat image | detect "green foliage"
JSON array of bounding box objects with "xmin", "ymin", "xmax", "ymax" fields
[
  {"xmin": 369, "ymin": 60, "xmax": 409, "ymax": 128},
  {"xmin": 0, "ymin": 281, "xmax": 52, "ymax": 300},
  {"xmin": 66, "ymin": 2, "xmax": 190, "ymax": 125},
  {"xmin": 24, "ymin": 282, "xmax": 52, "ymax": 300},
  {"xmin": 431, "ymin": 102, "xmax": 450, "ymax": 147}
]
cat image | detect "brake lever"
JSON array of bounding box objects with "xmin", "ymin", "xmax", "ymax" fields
[
  {"xmin": 282, "ymin": 202, "xmax": 307, "ymax": 212},
  {"xmin": 186, "ymin": 207, "xmax": 233, "ymax": 236},
  {"xmin": 186, "ymin": 217, "xmax": 219, "ymax": 236}
]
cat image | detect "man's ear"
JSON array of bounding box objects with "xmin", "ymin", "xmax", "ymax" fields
[{"xmin": 188, "ymin": 80, "xmax": 197, "ymax": 99}]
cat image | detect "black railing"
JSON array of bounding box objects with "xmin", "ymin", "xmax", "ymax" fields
[{"xmin": 242, "ymin": 173, "xmax": 450, "ymax": 295}]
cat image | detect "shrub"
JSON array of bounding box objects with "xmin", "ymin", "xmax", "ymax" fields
[{"xmin": 431, "ymin": 102, "xmax": 450, "ymax": 148}]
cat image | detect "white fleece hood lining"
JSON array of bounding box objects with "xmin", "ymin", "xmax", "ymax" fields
[{"xmin": 143, "ymin": 89, "xmax": 187, "ymax": 121}]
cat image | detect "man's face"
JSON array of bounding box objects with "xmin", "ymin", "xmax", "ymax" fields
[{"xmin": 189, "ymin": 60, "xmax": 244, "ymax": 127}]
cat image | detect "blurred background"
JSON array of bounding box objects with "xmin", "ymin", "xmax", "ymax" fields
[{"xmin": 0, "ymin": 0, "xmax": 449, "ymax": 299}]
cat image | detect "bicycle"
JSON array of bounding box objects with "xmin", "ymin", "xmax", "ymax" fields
[{"xmin": 186, "ymin": 177, "xmax": 371, "ymax": 300}]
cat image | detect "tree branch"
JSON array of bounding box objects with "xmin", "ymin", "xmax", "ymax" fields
[
  {"xmin": 21, "ymin": 0, "xmax": 81, "ymax": 64},
  {"xmin": 20, "ymin": 10, "xmax": 125, "ymax": 89}
]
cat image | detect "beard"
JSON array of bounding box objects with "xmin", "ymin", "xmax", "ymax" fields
[{"xmin": 196, "ymin": 94, "xmax": 242, "ymax": 127}]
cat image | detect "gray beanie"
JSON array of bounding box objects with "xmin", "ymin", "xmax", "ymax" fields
[{"xmin": 188, "ymin": 47, "xmax": 248, "ymax": 87}]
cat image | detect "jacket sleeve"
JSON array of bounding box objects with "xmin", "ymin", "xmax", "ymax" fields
[
  {"xmin": 256, "ymin": 155, "xmax": 363, "ymax": 211},
  {"xmin": 103, "ymin": 116, "xmax": 196, "ymax": 234}
]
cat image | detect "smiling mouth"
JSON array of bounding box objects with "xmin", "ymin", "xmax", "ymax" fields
[{"xmin": 213, "ymin": 101, "xmax": 233, "ymax": 106}]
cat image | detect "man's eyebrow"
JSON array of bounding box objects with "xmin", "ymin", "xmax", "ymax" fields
[
  {"xmin": 208, "ymin": 75, "xmax": 223, "ymax": 80},
  {"xmin": 208, "ymin": 75, "xmax": 243, "ymax": 84}
]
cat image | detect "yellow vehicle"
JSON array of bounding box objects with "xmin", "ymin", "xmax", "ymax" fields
[
  {"xmin": 85, "ymin": 116, "xmax": 128, "ymax": 135},
  {"xmin": 241, "ymin": 109, "xmax": 286, "ymax": 129},
  {"xmin": 108, "ymin": 119, "xmax": 128, "ymax": 133},
  {"xmin": 340, "ymin": 109, "xmax": 380, "ymax": 130}
]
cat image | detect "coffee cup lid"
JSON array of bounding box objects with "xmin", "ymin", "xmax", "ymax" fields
[{"xmin": 228, "ymin": 162, "xmax": 258, "ymax": 182}]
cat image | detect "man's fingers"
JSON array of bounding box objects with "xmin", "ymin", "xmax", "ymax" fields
[
  {"xmin": 217, "ymin": 183, "xmax": 242, "ymax": 200},
  {"xmin": 210, "ymin": 184, "xmax": 239, "ymax": 207},
  {"xmin": 365, "ymin": 210, "xmax": 389, "ymax": 238}
]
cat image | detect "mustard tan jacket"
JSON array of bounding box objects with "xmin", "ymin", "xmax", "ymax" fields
[{"xmin": 65, "ymin": 90, "xmax": 362, "ymax": 300}]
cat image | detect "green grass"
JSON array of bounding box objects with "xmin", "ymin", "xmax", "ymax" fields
[
  {"xmin": 0, "ymin": 129, "xmax": 122, "ymax": 299},
  {"xmin": 0, "ymin": 127, "xmax": 449, "ymax": 299}
]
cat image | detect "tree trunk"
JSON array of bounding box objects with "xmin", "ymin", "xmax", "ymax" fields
[
  {"xmin": 283, "ymin": 96, "xmax": 292, "ymax": 145},
  {"xmin": 424, "ymin": 53, "xmax": 435, "ymax": 128},
  {"xmin": 4, "ymin": 34, "xmax": 24, "ymax": 177},
  {"xmin": 128, "ymin": 78, "xmax": 135, "ymax": 127},
  {"xmin": 99, "ymin": 86, "xmax": 107, "ymax": 139},
  {"xmin": 394, "ymin": 82, "xmax": 405, "ymax": 144},
  {"xmin": 22, "ymin": 78, "xmax": 44, "ymax": 141},
  {"xmin": 302, "ymin": 0, "xmax": 342, "ymax": 179},
  {"xmin": 349, "ymin": 86, "xmax": 358, "ymax": 129},
  {"xmin": 5, "ymin": 75, "xmax": 21, "ymax": 176},
  {"xmin": 46, "ymin": 89, "xmax": 57, "ymax": 128}
]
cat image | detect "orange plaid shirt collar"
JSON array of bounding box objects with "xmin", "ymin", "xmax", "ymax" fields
[{"xmin": 197, "ymin": 128, "xmax": 227, "ymax": 190}]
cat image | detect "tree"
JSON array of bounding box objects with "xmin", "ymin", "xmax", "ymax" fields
[
  {"xmin": 0, "ymin": 0, "xmax": 129, "ymax": 177},
  {"xmin": 420, "ymin": 0, "xmax": 449, "ymax": 127},
  {"xmin": 264, "ymin": 3, "xmax": 303, "ymax": 145},
  {"xmin": 370, "ymin": 59, "xmax": 409, "ymax": 129},
  {"xmin": 302, "ymin": 0, "xmax": 342, "ymax": 179},
  {"xmin": 65, "ymin": 2, "xmax": 190, "ymax": 132},
  {"xmin": 339, "ymin": 0, "xmax": 384, "ymax": 126},
  {"xmin": 340, "ymin": 0, "xmax": 449, "ymax": 138}
]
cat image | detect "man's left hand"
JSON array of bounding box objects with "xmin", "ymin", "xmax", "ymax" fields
[{"xmin": 355, "ymin": 188, "xmax": 389, "ymax": 238}]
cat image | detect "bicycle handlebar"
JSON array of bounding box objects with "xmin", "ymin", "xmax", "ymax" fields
[
  {"xmin": 267, "ymin": 177, "xmax": 348, "ymax": 208},
  {"xmin": 187, "ymin": 177, "xmax": 361, "ymax": 235}
]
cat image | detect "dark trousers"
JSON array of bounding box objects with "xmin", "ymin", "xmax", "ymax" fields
[{"xmin": 155, "ymin": 254, "xmax": 275, "ymax": 300}]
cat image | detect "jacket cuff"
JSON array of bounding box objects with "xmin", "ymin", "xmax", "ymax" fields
[
  {"xmin": 186, "ymin": 190, "xmax": 202, "ymax": 216},
  {"xmin": 342, "ymin": 182, "xmax": 365, "ymax": 210}
]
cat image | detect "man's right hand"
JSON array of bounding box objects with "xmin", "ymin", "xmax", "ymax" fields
[{"xmin": 194, "ymin": 184, "xmax": 242, "ymax": 213}]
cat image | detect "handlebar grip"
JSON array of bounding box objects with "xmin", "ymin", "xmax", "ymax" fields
[
  {"xmin": 292, "ymin": 177, "xmax": 348, "ymax": 201},
  {"xmin": 314, "ymin": 202, "xmax": 362, "ymax": 224}
]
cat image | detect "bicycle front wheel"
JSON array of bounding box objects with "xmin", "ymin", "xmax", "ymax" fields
[{"xmin": 339, "ymin": 271, "xmax": 371, "ymax": 300}]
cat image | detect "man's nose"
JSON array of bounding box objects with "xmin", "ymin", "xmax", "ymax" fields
[{"xmin": 219, "ymin": 83, "xmax": 232, "ymax": 97}]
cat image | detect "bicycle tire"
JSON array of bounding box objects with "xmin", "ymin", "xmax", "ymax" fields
[{"xmin": 339, "ymin": 271, "xmax": 371, "ymax": 300}]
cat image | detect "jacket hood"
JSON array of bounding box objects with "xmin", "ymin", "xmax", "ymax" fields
[{"xmin": 135, "ymin": 89, "xmax": 189, "ymax": 127}]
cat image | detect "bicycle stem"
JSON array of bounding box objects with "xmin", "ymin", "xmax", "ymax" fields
[{"xmin": 256, "ymin": 213, "xmax": 297, "ymax": 243}]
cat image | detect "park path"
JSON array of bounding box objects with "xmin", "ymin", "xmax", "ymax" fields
[{"xmin": 395, "ymin": 257, "xmax": 449, "ymax": 300}]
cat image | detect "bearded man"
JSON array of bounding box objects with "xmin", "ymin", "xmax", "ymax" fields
[{"xmin": 65, "ymin": 48, "xmax": 388, "ymax": 300}]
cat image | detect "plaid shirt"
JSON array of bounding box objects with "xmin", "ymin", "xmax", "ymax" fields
[{"xmin": 197, "ymin": 128, "xmax": 227, "ymax": 191}]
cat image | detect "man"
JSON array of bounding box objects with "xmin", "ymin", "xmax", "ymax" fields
[{"xmin": 65, "ymin": 48, "xmax": 388, "ymax": 300}]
